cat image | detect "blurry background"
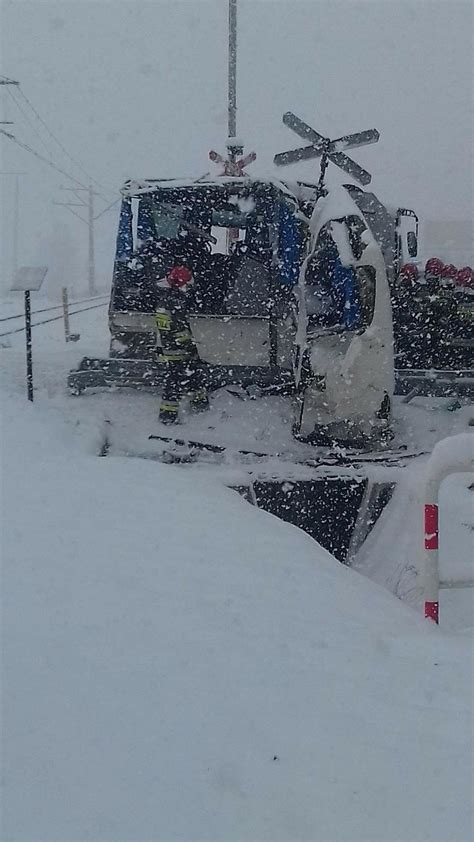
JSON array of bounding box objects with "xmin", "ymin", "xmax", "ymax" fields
[{"xmin": 1, "ymin": 0, "xmax": 472, "ymax": 296}]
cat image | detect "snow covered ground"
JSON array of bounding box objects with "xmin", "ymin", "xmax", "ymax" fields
[{"xmin": 1, "ymin": 295, "xmax": 473, "ymax": 841}]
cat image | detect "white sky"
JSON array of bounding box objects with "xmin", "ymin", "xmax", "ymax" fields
[{"xmin": 1, "ymin": 0, "xmax": 472, "ymax": 291}]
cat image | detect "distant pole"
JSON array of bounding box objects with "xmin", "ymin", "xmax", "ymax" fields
[
  {"xmin": 228, "ymin": 0, "xmax": 237, "ymax": 147},
  {"xmin": 62, "ymin": 286, "xmax": 71, "ymax": 341},
  {"xmin": 0, "ymin": 172, "xmax": 26, "ymax": 278},
  {"xmin": 61, "ymin": 286, "xmax": 80, "ymax": 342},
  {"xmin": 13, "ymin": 174, "xmax": 19, "ymax": 274},
  {"xmin": 87, "ymin": 185, "xmax": 96, "ymax": 295},
  {"xmin": 54, "ymin": 186, "xmax": 116, "ymax": 296},
  {"xmin": 24, "ymin": 290, "xmax": 33, "ymax": 401}
]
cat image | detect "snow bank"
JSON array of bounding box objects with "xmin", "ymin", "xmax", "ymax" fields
[
  {"xmin": 426, "ymin": 432, "xmax": 474, "ymax": 490},
  {"xmin": 352, "ymin": 473, "xmax": 425, "ymax": 606},
  {"xmin": 1, "ymin": 394, "xmax": 473, "ymax": 841},
  {"xmin": 426, "ymin": 433, "xmax": 474, "ymax": 585},
  {"xmin": 439, "ymin": 473, "xmax": 474, "ymax": 586}
]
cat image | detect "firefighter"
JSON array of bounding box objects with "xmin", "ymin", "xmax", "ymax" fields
[
  {"xmin": 440, "ymin": 263, "xmax": 457, "ymax": 289},
  {"xmin": 455, "ymin": 266, "xmax": 473, "ymax": 292},
  {"xmin": 155, "ymin": 265, "xmax": 210, "ymax": 424},
  {"xmin": 420, "ymin": 261, "xmax": 459, "ymax": 368},
  {"xmin": 423, "ymin": 257, "xmax": 444, "ymax": 294}
]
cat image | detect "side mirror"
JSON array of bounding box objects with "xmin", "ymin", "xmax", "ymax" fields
[{"xmin": 407, "ymin": 231, "xmax": 418, "ymax": 258}]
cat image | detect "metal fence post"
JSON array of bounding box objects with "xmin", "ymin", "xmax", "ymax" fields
[{"xmin": 62, "ymin": 287, "xmax": 70, "ymax": 342}]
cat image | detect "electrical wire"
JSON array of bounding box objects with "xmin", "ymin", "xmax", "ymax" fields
[
  {"xmin": 6, "ymin": 87, "xmax": 55, "ymax": 157},
  {"xmin": 94, "ymin": 197, "xmax": 120, "ymax": 220},
  {"xmin": 15, "ymin": 86, "xmax": 116, "ymax": 198},
  {"xmin": 0, "ymin": 126, "xmax": 88, "ymax": 187}
]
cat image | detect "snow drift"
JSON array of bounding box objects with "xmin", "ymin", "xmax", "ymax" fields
[{"xmin": 1, "ymin": 395, "xmax": 472, "ymax": 841}]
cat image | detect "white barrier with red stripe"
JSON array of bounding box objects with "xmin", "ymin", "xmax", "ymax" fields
[{"xmin": 424, "ymin": 434, "xmax": 474, "ymax": 623}]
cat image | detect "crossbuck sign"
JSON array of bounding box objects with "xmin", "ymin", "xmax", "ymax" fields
[{"xmin": 274, "ymin": 111, "xmax": 380, "ymax": 188}]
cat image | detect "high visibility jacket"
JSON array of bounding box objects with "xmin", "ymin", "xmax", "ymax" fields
[{"xmin": 155, "ymin": 286, "xmax": 198, "ymax": 362}]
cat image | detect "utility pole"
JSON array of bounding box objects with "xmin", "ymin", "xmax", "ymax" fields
[
  {"xmin": 0, "ymin": 78, "xmax": 22, "ymax": 278},
  {"xmin": 228, "ymin": 0, "xmax": 237, "ymax": 148},
  {"xmin": 0, "ymin": 172, "xmax": 26, "ymax": 277},
  {"xmin": 0, "ymin": 77, "xmax": 18, "ymax": 128},
  {"xmin": 87, "ymin": 185, "xmax": 95, "ymax": 295},
  {"xmin": 53, "ymin": 188, "xmax": 119, "ymax": 296},
  {"xmin": 208, "ymin": 1, "xmax": 256, "ymax": 252},
  {"xmin": 53, "ymin": 184, "xmax": 97, "ymax": 295},
  {"xmin": 13, "ymin": 173, "xmax": 19, "ymax": 274}
]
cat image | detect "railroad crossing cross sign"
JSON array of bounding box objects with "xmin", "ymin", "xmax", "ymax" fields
[
  {"xmin": 209, "ymin": 137, "xmax": 257, "ymax": 177},
  {"xmin": 274, "ymin": 111, "xmax": 379, "ymax": 190}
]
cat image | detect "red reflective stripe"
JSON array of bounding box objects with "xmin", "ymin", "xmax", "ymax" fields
[
  {"xmin": 424, "ymin": 503, "xmax": 439, "ymax": 550},
  {"xmin": 424, "ymin": 601, "xmax": 439, "ymax": 624}
]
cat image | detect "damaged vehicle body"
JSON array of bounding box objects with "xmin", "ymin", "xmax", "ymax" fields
[{"xmin": 70, "ymin": 173, "xmax": 422, "ymax": 446}]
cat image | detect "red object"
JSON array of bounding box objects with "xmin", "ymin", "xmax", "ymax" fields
[
  {"xmin": 399, "ymin": 263, "xmax": 419, "ymax": 282},
  {"xmin": 209, "ymin": 148, "xmax": 256, "ymax": 177},
  {"xmin": 455, "ymin": 266, "xmax": 473, "ymax": 288},
  {"xmin": 167, "ymin": 266, "xmax": 193, "ymax": 289},
  {"xmin": 425, "ymin": 257, "xmax": 444, "ymax": 277},
  {"xmin": 209, "ymin": 150, "xmax": 223, "ymax": 164},
  {"xmin": 424, "ymin": 503, "xmax": 439, "ymax": 550},
  {"xmin": 424, "ymin": 601, "xmax": 439, "ymax": 624},
  {"xmin": 441, "ymin": 263, "xmax": 457, "ymax": 279}
]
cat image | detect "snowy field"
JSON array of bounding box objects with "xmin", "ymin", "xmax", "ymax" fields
[{"xmin": 1, "ymin": 294, "xmax": 473, "ymax": 841}]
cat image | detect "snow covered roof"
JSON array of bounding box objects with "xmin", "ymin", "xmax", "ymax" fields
[{"xmin": 120, "ymin": 175, "xmax": 317, "ymax": 204}]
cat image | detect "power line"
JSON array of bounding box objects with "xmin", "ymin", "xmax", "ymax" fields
[
  {"xmin": 94, "ymin": 196, "xmax": 120, "ymax": 220},
  {"xmin": 0, "ymin": 126, "xmax": 88, "ymax": 187},
  {"xmin": 16, "ymin": 86, "xmax": 115, "ymax": 198},
  {"xmin": 6, "ymin": 87, "xmax": 54, "ymax": 157}
]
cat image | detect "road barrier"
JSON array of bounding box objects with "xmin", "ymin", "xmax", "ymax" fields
[
  {"xmin": 0, "ymin": 293, "xmax": 108, "ymax": 323},
  {"xmin": 0, "ymin": 300, "xmax": 108, "ymax": 339}
]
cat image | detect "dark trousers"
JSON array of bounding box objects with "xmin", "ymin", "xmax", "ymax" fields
[{"xmin": 160, "ymin": 359, "xmax": 208, "ymax": 418}]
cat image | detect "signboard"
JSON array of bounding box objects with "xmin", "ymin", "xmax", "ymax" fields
[
  {"xmin": 274, "ymin": 112, "xmax": 379, "ymax": 188},
  {"xmin": 11, "ymin": 266, "xmax": 48, "ymax": 292}
]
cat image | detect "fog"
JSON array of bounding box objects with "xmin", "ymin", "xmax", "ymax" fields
[{"xmin": 1, "ymin": 0, "xmax": 472, "ymax": 295}]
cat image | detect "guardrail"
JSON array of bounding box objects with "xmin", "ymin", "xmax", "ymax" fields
[
  {"xmin": 0, "ymin": 293, "xmax": 108, "ymax": 323},
  {"xmin": 0, "ymin": 299, "xmax": 108, "ymax": 339}
]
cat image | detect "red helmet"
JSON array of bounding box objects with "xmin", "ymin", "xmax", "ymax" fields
[
  {"xmin": 455, "ymin": 266, "xmax": 473, "ymax": 288},
  {"xmin": 399, "ymin": 263, "xmax": 419, "ymax": 282},
  {"xmin": 441, "ymin": 263, "xmax": 457, "ymax": 279},
  {"xmin": 425, "ymin": 257, "xmax": 444, "ymax": 277},
  {"xmin": 167, "ymin": 265, "xmax": 193, "ymax": 289}
]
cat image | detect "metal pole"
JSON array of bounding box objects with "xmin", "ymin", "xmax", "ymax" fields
[
  {"xmin": 226, "ymin": 0, "xmax": 238, "ymax": 256},
  {"xmin": 88, "ymin": 185, "xmax": 96, "ymax": 295},
  {"xmin": 24, "ymin": 290, "xmax": 33, "ymax": 401},
  {"xmin": 228, "ymin": 0, "xmax": 237, "ymax": 144},
  {"xmin": 0, "ymin": 172, "xmax": 26, "ymax": 278},
  {"xmin": 13, "ymin": 174, "xmax": 19, "ymax": 275},
  {"xmin": 62, "ymin": 286, "xmax": 70, "ymax": 342}
]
